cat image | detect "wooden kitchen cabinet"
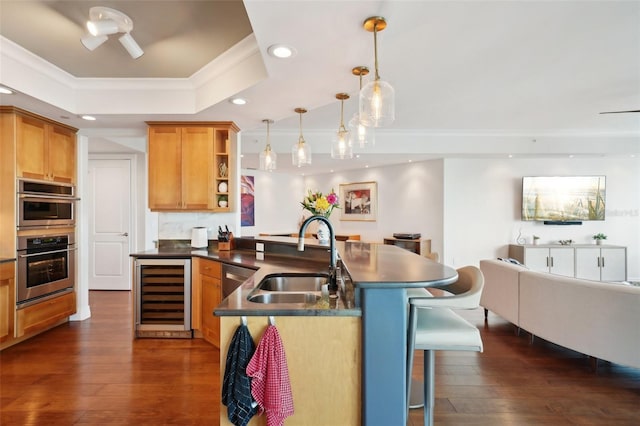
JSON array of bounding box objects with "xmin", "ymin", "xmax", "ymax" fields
[
  {"xmin": 383, "ymin": 237, "xmax": 431, "ymax": 255},
  {"xmin": 192, "ymin": 257, "xmax": 222, "ymax": 347},
  {"xmin": 1, "ymin": 106, "xmax": 77, "ymax": 185},
  {"xmin": 15, "ymin": 291, "xmax": 76, "ymax": 338},
  {"xmin": 147, "ymin": 122, "xmax": 238, "ymax": 212},
  {"xmin": 0, "ymin": 262, "xmax": 16, "ymax": 348},
  {"xmin": 16, "ymin": 113, "xmax": 77, "ymax": 183}
]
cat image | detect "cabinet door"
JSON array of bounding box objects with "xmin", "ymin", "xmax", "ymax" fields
[
  {"xmin": 16, "ymin": 291, "xmax": 76, "ymax": 338},
  {"xmin": 601, "ymin": 248, "xmax": 626, "ymax": 282},
  {"xmin": 524, "ymin": 247, "xmax": 550, "ymax": 273},
  {"xmin": 16, "ymin": 115, "xmax": 48, "ymax": 181},
  {"xmin": 47, "ymin": 125, "xmax": 76, "ymax": 183},
  {"xmin": 201, "ymin": 274, "xmax": 221, "ymax": 347},
  {"xmin": 549, "ymin": 247, "xmax": 574, "ymax": 277},
  {"xmin": 0, "ymin": 262, "xmax": 16, "ymax": 345},
  {"xmin": 575, "ymin": 247, "xmax": 601, "ymax": 280},
  {"xmin": 181, "ymin": 127, "xmax": 214, "ymax": 210},
  {"xmin": 148, "ymin": 127, "xmax": 182, "ymax": 210}
]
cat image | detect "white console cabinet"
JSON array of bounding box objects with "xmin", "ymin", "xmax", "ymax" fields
[
  {"xmin": 508, "ymin": 244, "xmax": 627, "ymax": 282},
  {"xmin": 509, "ymin": 245, "xmax": 574, "ymax": 277},
  {"xmin": 575, "ymin": 247, "xmax": 627, "ymax": 282}
]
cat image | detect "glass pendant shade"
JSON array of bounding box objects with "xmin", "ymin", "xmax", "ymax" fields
[
  {"xmin": 291, "ymin": 108, "xmax": 311, "ymax": 167},
  {"xmin": 349, "ymin": 66, "xmax": 375, "ymax": 147},
  {"xmin": 259, "ymin": 145, "xmax": 277, "ymax": 171},
  {"xmin": 332, "ymin": 93, "xmax": 353, "ymax": 159},
  {"xmin": 359, "ymin": 78, "xmax": 395, "ymax": 127},
  {"xmin": 348, "ymin": 112, "xmax": 375, "ymax": 148},
  {"xmin": 360, "ymin": 16, "xmax": 395, "ymax": 128},
  {"xmin": 332, "ymin": 128, "xmax": 352, "ymax": 159},
  {"xmin": 259, "ymin": 119, "xmax": 277, "ymax": 171}
]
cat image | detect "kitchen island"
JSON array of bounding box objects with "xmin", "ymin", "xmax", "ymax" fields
[
  {"xmin": 215, "ymin": 237, "xmax": 457, "ymax": 426},
  {"xmin": 132, "ymin": 236, "xmax": 457, "ymax": 425}
]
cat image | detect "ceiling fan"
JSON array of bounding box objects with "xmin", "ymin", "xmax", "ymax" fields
[{"xmin": 599, "ymin": 109, "xmax": 640, "ymax": 114}]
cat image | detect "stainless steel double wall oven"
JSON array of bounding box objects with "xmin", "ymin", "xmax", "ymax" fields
[{"xmin": 16, "ymin": 179, "xmax": 78, "ymax": 306}]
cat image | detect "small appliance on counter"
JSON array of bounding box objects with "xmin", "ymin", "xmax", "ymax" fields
[{"xmin": 191, "ymin": 227, "xmax": 208, "ymax": 248}]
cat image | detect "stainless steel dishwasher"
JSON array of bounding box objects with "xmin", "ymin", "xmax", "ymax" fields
[{"xmin": 221, "ymin": 263, "xmax": 256, "ymax": 298}]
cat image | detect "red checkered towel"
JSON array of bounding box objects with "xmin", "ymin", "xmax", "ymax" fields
[{"xmin": 246, "ymin": 324, "xmax": 294, "ymax": 426}]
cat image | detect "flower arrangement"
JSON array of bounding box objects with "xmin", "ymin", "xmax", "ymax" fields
[
  {"xmin": 301, "ymin": 189, "xmax": 340, "ymax": 218},
  {"xmin": 592, "ymin": 233, "xmax": 607, "ymax": 240}
]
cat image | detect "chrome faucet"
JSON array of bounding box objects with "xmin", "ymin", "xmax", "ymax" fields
[{"xmin": 298, "ymin": 215, "xmax": 338, "ymax": 291}]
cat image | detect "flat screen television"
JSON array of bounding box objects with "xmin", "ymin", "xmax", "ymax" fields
[{"xmin": 522, "ymin": 176, "xmax": 606, "ymax": 224}]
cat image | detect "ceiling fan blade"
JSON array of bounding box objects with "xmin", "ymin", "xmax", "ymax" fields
[{"xmin": 599, "ymin": 110, "xmax": 640, "ymax": 114}]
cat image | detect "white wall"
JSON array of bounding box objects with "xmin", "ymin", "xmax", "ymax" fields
[
  {"xmin": 443, "ymin": 157, "xmax": 640, "ymax": 279},
  {"xmin": 239, "ymin": 170, "xmax": 306, "ymax": 236},
  {"xmin": 303, "ymin": 160, "xmax": 445, "ymax": 253}
]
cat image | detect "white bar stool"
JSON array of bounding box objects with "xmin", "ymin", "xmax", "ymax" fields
[{"xmin": 406, "ymin": 266, "xmax": 484, "ymax": 426}]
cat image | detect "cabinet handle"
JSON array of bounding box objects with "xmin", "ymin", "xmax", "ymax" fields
[
  {"xmin": 550, "ymin": 257, "xmax": 554, "ymax": 267},
  {"xmin": 597, "ymin": 257, "xmax": 600, "ymax": 267},
  {"xmin": 601, "ymin": 257, "xmax": 605, "ymax": 268},
  {"xmin": 546, "ymin": 257, "xmax": 549, "ymax": 267}
]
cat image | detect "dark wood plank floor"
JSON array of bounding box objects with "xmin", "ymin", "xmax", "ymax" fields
[{"xmin": 2, "ymin": 291, "xmax": 639, "ymax": 425}]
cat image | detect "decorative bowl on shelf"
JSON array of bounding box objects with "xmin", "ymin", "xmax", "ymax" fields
[{"xmin": 558, "ymin": 239, "xmax": 574, "ymax": 246}]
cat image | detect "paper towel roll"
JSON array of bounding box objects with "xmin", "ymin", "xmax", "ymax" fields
[{"xmin": 191, "ymin": 227, "xmax": 208, "ymax": 248}]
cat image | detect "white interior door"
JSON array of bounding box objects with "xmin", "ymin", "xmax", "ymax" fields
[{"xmin": 88, "ymin": 158, "xmax": 132, "ymax": 290}]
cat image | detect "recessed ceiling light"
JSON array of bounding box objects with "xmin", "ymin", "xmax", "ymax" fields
[
  {"xmin": 81, "ymin": 115, "xmax": 96, "ymax": 121},
  {"xmin": 229, "ymin": 97, "xmax": 247, "ymax": 105},
  {"xmin": 0, "ymin": 86, "xmax": 14, "ymax": 94},
  {"xmin": 267, "ymin": 44, "xmax": 296, "ymax": 59}
]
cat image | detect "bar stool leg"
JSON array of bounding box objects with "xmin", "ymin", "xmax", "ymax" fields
[{"xmin": 423, "ymin": 350, "xmax": 435, "ymax": 426}]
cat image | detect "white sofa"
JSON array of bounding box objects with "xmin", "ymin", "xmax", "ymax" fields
[{"xmin": 479, "ymin": 259, "xmax": 640, "ymax": 369}]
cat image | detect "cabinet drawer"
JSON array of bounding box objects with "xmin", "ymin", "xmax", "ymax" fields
[
  {"xmin": 16, "ymin": 291, "xmax": 76, "ymax": 337},
  {"xmin": 199, "ymin": 259, "xmax": 221, "ymax": 279}
]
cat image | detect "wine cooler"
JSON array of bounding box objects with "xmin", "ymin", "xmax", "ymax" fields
[{"xmin": 134, "ymin": 258, "xmax": 192, "ymax": 338}]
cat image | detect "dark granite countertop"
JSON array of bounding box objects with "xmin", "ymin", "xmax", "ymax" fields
[{"xmin": 130, "ymin": 236, "xmax": 457, "ymax": 318}]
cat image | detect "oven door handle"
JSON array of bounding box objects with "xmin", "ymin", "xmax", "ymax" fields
[
  {"xmin": 18, "ymin": 193, "xmax": 80, "ymax": 201},
  {"xmin": 18, "ymin": 247, "xmax": 77, "ymax": 258}
]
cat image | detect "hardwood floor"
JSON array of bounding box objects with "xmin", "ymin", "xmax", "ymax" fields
[{"xmin": 1, "ymin": 291, "xmax": 639, "ymax": 425}]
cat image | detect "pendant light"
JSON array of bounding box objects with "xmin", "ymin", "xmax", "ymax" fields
[
  {"xmin": 331, "ymin": 93, "xmax": 353, "ymax": 159},
  {"xmin": 348, "ymin": 66, "xmax": 375, "ymax": 148},
  {"xmin": 259, "ymin": 119, "xmax": 277, "ymax": 171},
  {"xmin": 360, "ymin": 16, "xmax": 395, "ymax": 127},
  {"xmin": 291, "ymin": 108, "xmax": 311, "ymax": 167}
]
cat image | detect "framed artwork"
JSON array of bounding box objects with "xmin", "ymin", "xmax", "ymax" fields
[
  {"xmin": 240, "ymin": 175, "xmax": 254, "ymax": 226},
  {"xmin": 339, "ymin": 181, "xmax": 377, "ymax": 221}
]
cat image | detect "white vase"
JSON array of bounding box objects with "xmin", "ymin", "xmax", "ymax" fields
[
  {"xmin": 596, "ymin": 239, "xmax": 603, "ymax": 245},
  {"xmin": 317, "ymin": 221, "xmax": 330, "ymax": 244}
]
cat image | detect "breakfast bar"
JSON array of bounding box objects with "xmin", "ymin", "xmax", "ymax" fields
[{"xmin": 214, "ymin": 237, "xmax": 458, "ymax": 425}]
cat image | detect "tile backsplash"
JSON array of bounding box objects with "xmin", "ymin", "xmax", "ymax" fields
[{"xmin": 158, "ymin": 212, "xmax": 236, "ymax": 240}]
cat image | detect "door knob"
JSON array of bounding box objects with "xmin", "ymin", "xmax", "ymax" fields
[{"xmin": 121, "ymin": 232, "xmax": 129, "ymax": 237}]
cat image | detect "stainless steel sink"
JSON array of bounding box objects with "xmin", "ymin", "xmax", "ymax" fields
[
  {"xmin": 258, "ymin": 274, "xmax": 329, "ymax": 292},
  {"xmin": 248, "ymin": 292, "xmax": 320, "ymax": 304}
]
